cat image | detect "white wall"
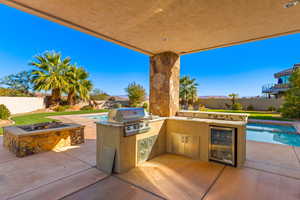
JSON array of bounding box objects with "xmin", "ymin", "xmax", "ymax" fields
[{"xmin": 0, "ymin": 97, "xmax": 45, "ymax": 114}]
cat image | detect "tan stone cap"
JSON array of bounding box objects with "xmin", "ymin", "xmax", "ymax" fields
[
  {"xmin": 177, "ymin": 111, "xmax": 249, "ymax": 122},
  {"xmin": 3, "ymin": 123, "xmax": 85, "ymax": 137}
]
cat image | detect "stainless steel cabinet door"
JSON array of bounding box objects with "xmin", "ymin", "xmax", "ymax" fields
[
  {"xmin": 171, "ymin": 133, "xmax": 185, "ymax": 155},
  {"xmin": 170, "ymin": 133, "xmax": 200, "ymax": 159},
  {"xmin": 184, "ymin": 135, "xmax": 200, "ymax": 159}
]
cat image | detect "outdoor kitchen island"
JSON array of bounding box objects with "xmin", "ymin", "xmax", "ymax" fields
[{"xmin": 96, "ymin": 109, "xmax": 248, "ymax": 174}]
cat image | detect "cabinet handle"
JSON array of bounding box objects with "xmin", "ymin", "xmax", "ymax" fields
[{"xmin": 180, "ymin": 136, "xmax": 189, "ymax": 143}]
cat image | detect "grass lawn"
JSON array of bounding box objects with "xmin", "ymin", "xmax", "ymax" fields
[
  {"xmin": 206, "ymin": 109, "xmax": 293, "ymax": 121},
  {"xmin": 0, "ymin": 109, "xmax": 108, "ymax": 135}
]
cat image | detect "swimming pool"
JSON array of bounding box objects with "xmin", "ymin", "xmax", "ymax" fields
[
  {"xmin": 246, "ymin": 123, "xmax": 300, "ymax": 147},
  {"xmin": 84, "ymin": 114, "xmax": 108, "ymax": 121}
]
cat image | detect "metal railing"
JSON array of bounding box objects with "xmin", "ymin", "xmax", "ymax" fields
[{"xmin": 262, "ymin": 83, "xmax": 290, "ymax": 93}]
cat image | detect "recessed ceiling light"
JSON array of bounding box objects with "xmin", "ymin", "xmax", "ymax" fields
[
  {"xmin": 154, "ymin": 8, "xmax": 163, "ymax": 13},
  {"xmin": 284, "ymin": 0, "xmax": 299, "ymax": 8}
]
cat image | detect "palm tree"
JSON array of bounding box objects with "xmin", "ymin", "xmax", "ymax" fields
[
  {"xmin": 30, "ymin": 51, "xmax": 71, "ymax": 105},
  {"xmin": 180, "ymin": 76, "xmax": 198, "ymax": 108},
  {"xmin": 228, "ymin": 93, "xmax": 238, "ymax": 105},
  {"xmin": 66, "ymin": 65, "xmax": 93, "ymax": 105}
]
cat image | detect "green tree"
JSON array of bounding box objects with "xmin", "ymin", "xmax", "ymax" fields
[
  {"xmin": 180, "ymin": 76, "xmax": 198, "ymax": 108},
  {"xmin": 30, "ymin": 51, "xmax": 71, "ymax": 105},
  {"xmin": 281, "ymin": 68, "xmax": 300, "ymax": 118},
  {"xmin": 66, "ymin": 65, "xmax": 93, "ymax": 105},
  {"xmin": 0, "ymin": 71, "xmax": 33, "ymax": 94},
  {"xmin": 125, "ymin": 82, "xmax": 146, "ymax": 107}
]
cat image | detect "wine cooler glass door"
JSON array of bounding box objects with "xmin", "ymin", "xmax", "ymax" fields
[{"xmin": 209, "ymin": 127, "xmax": 235, "ymax": 166}]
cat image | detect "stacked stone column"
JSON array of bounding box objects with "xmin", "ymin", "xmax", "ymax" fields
[{"xmin": 149, "ymin": 52, "xmax": 180, "ymax": 117}]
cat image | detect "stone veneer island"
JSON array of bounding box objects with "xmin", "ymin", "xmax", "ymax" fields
[{"xmin": 3, "ymin": 122, "xmax": 85, "ymax": 157}]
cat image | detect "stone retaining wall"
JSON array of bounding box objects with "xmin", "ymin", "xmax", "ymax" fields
[{"xmin": 197, "ymin": 98, "xmax": 284, "ymax": 111}]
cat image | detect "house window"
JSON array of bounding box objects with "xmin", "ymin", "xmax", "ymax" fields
[{"xmin": 278, "ymin": 75, "xmax": 290, "ymax": 84}]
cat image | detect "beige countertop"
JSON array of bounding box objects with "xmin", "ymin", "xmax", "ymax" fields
[
  {"xmin": 97, "ymin": 116, "xmax": 247, "ymax": 127},
  {"xmin": 168, "ymin": 116, "xmax": 247, "ymax": 126},
  {"xmin": 96, "ymin": 118, "xmax": 166, "ymax": 127},
  {"xmin": 178, "ymin": 110, "xmax": 249, "ymax": 117},
  {"xmin": 4, "ymin": 123, "xmax": 84, "ymax": 136}
]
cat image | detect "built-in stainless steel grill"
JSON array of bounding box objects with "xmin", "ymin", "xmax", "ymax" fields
[{"xmin": 108, "ymin": 108, "xmax": 151, "ymax": 136}]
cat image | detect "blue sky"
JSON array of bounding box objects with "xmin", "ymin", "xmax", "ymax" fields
[{"xmin": 0, "ymin": 4, "xmax": 299, "ymax": 97}]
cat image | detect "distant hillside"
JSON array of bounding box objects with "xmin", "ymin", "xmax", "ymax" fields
[
  {"xmin": 199, "ymin": 96, "xmax": 229, "ymax": 99},
  {"xmin": 112, "ymin": 95, "xmax": 149, "ymax": 100}
]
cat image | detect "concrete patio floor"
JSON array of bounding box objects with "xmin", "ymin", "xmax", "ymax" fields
[{"xmin": 0, "ymin": 114, "xmax": 300, "ymax": 200}]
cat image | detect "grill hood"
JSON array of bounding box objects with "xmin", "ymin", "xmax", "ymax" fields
[{"xmin": 108, "ymin": 108, "xmax": 148, "ymax": 123}]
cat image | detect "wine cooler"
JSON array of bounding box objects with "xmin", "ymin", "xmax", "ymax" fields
[{"xmin": 209, "ymin": 126, "xmax": 236, "ymax": 166}]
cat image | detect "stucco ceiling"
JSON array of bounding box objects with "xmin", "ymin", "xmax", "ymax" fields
[{"xmin": 3, "ymin": 0, "xmax": 300, "ymax": 55}]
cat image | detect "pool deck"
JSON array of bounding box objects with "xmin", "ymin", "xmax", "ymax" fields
[{"xmin": 0, "ymin": 114, "xmax": 300, "ymax": 200}]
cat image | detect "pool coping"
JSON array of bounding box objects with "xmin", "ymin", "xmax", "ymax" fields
[
  {"xmin": 76, "ymin": 113, "xmax": 109, "ymax": 118},
  {"xmin": 246, "ymin": 127, "xmax": 298, "ymax": 135},
  {"xmin": 248, "ymin": 119, "xmax": 300, "ymax": 134}
]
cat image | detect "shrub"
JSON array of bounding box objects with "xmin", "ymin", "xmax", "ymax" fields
[
  {"xmin": 113, "ymin": 103, "xmax": 122, "ymax": 109},
  {"xmin": 281, "ymin": 101, "xmax": 300, "ymax": 119},
  {"xmin": 80, "ymin": 105, "xmax": 94, "ymax": 111},
  {"xmin": 247, "ymin": 105, "xmax": 254, "ymax": 111},
  {"xmin": 231, "ymin": 103, "xmax": 243, "ymax": 110},
  {"xmin": 142, "ymin": 102, "xmax": 148, "ymax": 109},
  {"xmin": 267, "ymin": 106, "xmax": 276, "ymax": 112},
  {"xmin": 188, "ymin": 105, "xmax": 194, "ymax": 110},
  {"xmin": 225, "ymin": 103, "xmax": 231, "ymax": 109},
  {"xmin": 199, "ymin": 105, "xmax": 207, "ymax": 111},
  {"xmin": 53, "ymin": 105, "xmax": 70, "ymax": 112},
  {"xmin": 0, "ymin": 87, "xmax": 32, "ymax": 97},
  {"xmin": 0, "ymin": 104, "xmax": 11, "ymax": 120}
]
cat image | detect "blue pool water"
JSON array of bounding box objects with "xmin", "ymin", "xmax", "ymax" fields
[
  {"xmin": 246, "ymin": 123, "xmax": 300, "ymax": 147},
  {"xmin": 85, "ymin": 115, "xmax": 108, "ymax": 121},
  {"xmin": 247, "ymin": 123, "xmax": 297, "ymax": 133}
]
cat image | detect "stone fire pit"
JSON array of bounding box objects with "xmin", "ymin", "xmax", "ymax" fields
[{"xmin": 3, "ymin": 122, "xmax": 85, "ymax": 157}]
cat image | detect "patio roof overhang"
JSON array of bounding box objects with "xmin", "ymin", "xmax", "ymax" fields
[
  {"xmin": 3, "ymin": 0, "xmax": 300, "ymax": 56},
  {"xmin": 4, "ymin": 0, "xmax": 300, "ymax": 116}
]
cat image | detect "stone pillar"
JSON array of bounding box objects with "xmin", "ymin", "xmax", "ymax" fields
[{"xmin": 150, "ymin": 51, "xmax": 180, "ymax": 117}]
